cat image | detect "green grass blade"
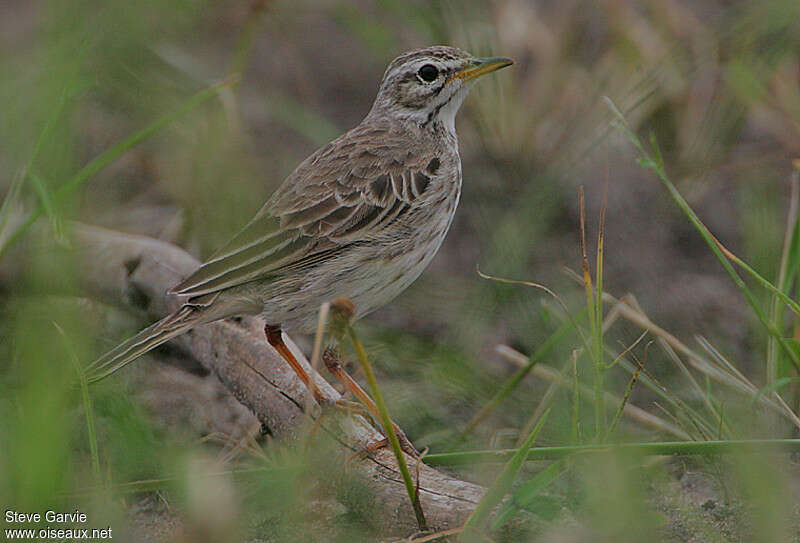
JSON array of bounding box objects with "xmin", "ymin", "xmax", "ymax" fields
[
  {"xmin": 490, "ymin": 460, "xmax": 567, "ymax": 530},
  {"xmin": 0, "ymin": 77, "xmax": 236, "ymax": 259},
  {"xmin": 461, "ymin": 409, "xmax": 550, "ymax": 540},
  {"xmin": 0, "ymin": 169, "xmax": 26, "ymax": 245},
  {"xmin": 659, "ymin": 339, "xmax": 730, "ymax": 438},
  {"xmin": 426, "ymin": 439, "xmax": 800, "ymax": 466},
  {"xmin": 0, "ymin": 77, "xmax": 79, "ymax": 248},
  {"xmin": 767, "ymin": 171, "xmax": 798, "ymax": 384},
  {"xmin": 54, "ymin": 323, "xmax": 101, "ymax": 484},
  {"xmin": 513, "ymin": 357, "xmax": 570, "ymax": 449},
  {"xmin": 599, "ymin": 290, "xmax": 797, "ymax": 429},
  {"xmin": 339, "ymin": 308, "xmax": 427, "ymax": 531},
  {"xmin": 571, "ymin": 349, "xmax": 580, "ymax": 444},
  {"xmin": 227, "ymin": 1, "xmax": 267, "ymax": 80},
  {"xmin": 460, "ymin": 319, "xmax": 574, "ymax": 438},
  {"xmin": 579, "ymin": 186, "xmax": 607, "ymax": 441},
  {"xmin": 749, "ymin": 377, "xmax": 800, "ymax": 408},
  {"xmin": 605, "ymin": 98, "xmax": 800, "ymax": 371},
  {"xmin": 594, "ymin": 187, "xmax": 607, "ymax": 439},
  {"xmin": 28, "ymin": 171, "xmax": 66, "ymax": 245},
  {"xmin": 606, "ymin": 364, "xmax": 641, "ymax": 439},
  {"xmin": 716, "ymin": 235, "xmax": 800, "ymax": 318},
  {"xmin": 499, "ymin": 344, "xmax": 693, "ymax": 439}
]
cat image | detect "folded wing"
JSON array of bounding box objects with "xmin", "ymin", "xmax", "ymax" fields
[{"xmin": 171, "ymin": 141, "xmax": 438, "ymax": 298}]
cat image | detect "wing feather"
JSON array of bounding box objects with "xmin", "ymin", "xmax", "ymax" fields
[
  {"xmin": 172, "ymin": 125, "xmax": 440, "ymax": 299},
  {"xmin": 174, "ymin": 236, "xmax": 313, "ymax": 296}
]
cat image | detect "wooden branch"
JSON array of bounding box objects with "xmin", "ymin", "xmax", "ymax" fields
[{"xmin": 75, "ymin": 224, "xmax": 484, "ymax": 535}]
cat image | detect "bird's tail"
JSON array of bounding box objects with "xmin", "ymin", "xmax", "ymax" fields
[{"xmin": 86, "ymin": 306, "xmax": 205, "ymax": 383}]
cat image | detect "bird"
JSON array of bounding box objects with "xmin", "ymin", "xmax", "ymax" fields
[{"xmin": 87, "ymin": 45, "xmax": 513, "ymax": 413}]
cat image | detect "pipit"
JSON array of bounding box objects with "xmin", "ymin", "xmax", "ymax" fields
[{"xmin": 88, "ymin": 46, "xmax": 512, "ymax": 428}]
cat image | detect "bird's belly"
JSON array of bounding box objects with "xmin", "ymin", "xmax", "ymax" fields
[
  {"xmin": 349, "ymin": 243, "xmax": 438, "ymax": 316},
  {"xmin": 349, "ymin": 204, "xmax": 456, "ymax": 318},
  {"xmin": 264, "ymin": 209, "xmax": 452, "ymax": 333},
  {"xmin": 331, "ymin": 227, "xmax": 446, "ymax": 319}
]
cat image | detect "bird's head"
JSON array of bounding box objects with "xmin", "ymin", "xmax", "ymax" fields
[{"xmin": 368, "ymin": 46, "xmax": 513, "ymax": 131}]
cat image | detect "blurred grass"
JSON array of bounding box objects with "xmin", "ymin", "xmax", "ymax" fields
[{"xmin": 1, "ymin": 0, "xmax": 800, "ymax": 541}]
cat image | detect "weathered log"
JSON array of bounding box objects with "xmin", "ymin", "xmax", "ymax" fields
[{"xmin": 75, "ymin": 224, "xmax": 484, "ymax": 536}]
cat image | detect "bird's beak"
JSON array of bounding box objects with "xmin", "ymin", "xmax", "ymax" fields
[{"xmin": 447, "ymin": 56, "xmax": 514, "ymax": 84}]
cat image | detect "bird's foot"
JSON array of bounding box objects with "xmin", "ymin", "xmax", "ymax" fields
[{"xmin": 349, "ymin": 433, "xmax": 421, "ymax": 461}]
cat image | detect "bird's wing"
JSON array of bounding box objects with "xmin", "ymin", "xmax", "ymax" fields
[{"xmin": 171, "ymin": 129, "xmax": 440, "ymax": 298}]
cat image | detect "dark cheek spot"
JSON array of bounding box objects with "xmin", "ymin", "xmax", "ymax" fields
[
  {"xmin": 426, "ymin": 157, "xmax": 440, "ymax": 175},
  {"xmin": 124, "ymin": 257, "xmax": 141, "ymax": 276}
]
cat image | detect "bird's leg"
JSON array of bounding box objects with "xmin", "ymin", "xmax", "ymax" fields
[
  {"xmin": 322, "ymin": 346, "xmax": 419, "ymax": 457},
  {"xmin": 264, "ymin": 324, "xmax": 327, "ymax": 406},
  {"xmin": 264, "ymin": 325, "xmax": 416, "ymax": 457}
]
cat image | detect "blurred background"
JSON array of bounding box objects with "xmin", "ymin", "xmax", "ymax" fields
[{"xmin": 2, "ymin": 0, "xmax": 800, "ymax": 541}]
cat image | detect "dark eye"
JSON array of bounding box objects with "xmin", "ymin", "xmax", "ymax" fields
[{"xmin": 417, "ymin": 64, "xmax": 439, "ymax": 82}]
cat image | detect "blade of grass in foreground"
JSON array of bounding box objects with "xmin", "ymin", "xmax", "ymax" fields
[
  {"xmin": 29, "ymin": 171, "xmax": 66, "ymax": 245},
  {"xmin": 460, "ymin": 410, "xmax": 550, "ymax": 542},
  {"xmin": 0, "ymin": 71, "xmax": 81, "ymax": 247},
  {"xmin": 767, "ymin": 170, "xmax": 799, "ymax": 384},
  {"xmin": 426, "ymin": 439, "xmax": 800, "ymax": 466},
  {"xmin": 335, "ymin": 303, "xmax": 427, "ymax": 532},
  {"xmin": 595, "ymin": 288, "xmax": 800, "ymax": 430},
  {"xmin": 226, "ymin": 0, "xmax": 267, "ymax": 81},
  {"xmin": 54, "ymin": 323, "xmax": 101, "ymax": 484},
  {"xmin": 0, "ymin": 169, "xmax": 26, "ymax": 246},
  {"xmin": 497, "ymin": 344, "xmax": 692, "ymax": 439},
  {"xmin": 579, "ymin": 185, "xmax": 608, "ymax": 441},
  {"xmin": 604, "ymin": 98, "xmax": 800, "ymax": 371},
  {"xmin": 490, "ymin": 459, "xmax": 567, "ymax": 530},
  {"xmin": 0, "ymin": 77, "xmax": 237, "ymax": 259},
  {"xmin": 460, "ymin": 319, "xmax": 574, "ymax": 439}
]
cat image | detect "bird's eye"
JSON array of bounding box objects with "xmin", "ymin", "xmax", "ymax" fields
[{"xmin": 417, "ymin": 64, "xmax": 439, "ymax": 82}]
